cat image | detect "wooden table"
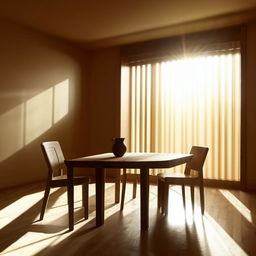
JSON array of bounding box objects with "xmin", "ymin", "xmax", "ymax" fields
[{"xmin": 65, "ymin": 152, "xmax": 193, "ymax": 231}]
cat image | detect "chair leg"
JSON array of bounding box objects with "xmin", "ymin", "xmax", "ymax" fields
[
  {"xmin": 132, "ymin": 177, "xmax": 137, "ymax": 199},
  {"xmin": 40, "ymin": 183, "xmax": 51, "ymax": 220},
  {"xmin": 115, "ymin": 176, "xmax": 120, "ymax": 204},
  {"xmin": 181, "ymin": 185, "xmax": 186, "ymax": 209},
  {"xmin": 199, "ymin": 182, "xmax": 205, "ymax": 214},
  {"xmin": 157, "ymin": 178, "xmax": 162, "ymax": 210},
  {"xmin": 163, "ymin": 182, "xmax": 169, "ymax": 215},
  {"xmin": 120, "ymin": 169, "xmax": 127, "ymax": 211},
  {"xmin": 190, "ymin": 185, "xmax": 195, "ymax": 211},
  {"xmin": 82, "ymin": 183, "xmax": 89, "ymax": 219}
]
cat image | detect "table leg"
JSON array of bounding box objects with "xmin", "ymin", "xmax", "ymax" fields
[
  {"xmin": 96, "ymin": 167, "xmax": 105, "ymax": 226},
  {"xmin": 67, "ymin": 166, "xmax": 74, "ymax": 231},
  {"xmin": 140, "ymin": 168, "xmax": 149, "ymax": 230}
]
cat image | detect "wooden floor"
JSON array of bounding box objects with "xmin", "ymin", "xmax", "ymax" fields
[{"xmin": 0, "ymin": 182, "xmax": 256, "ymax": 256}]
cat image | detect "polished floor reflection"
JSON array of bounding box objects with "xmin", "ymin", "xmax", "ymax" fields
[{"xmin": 1, "ymin": 182, "xmax": 256, "ymax": 256}]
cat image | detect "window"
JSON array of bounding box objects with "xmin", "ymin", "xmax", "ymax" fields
[{"xmin": 121, "ymin": 43, "xmax": 241, "ymax": 181}]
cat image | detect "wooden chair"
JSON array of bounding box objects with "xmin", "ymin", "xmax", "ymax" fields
[
  {"xmin": 120, "ymin": 169, "xmax": 138, "ymax": 211},
  {"xmin": 157, "ymin": 146, "xmax": 209, "ymax": 215},
  {"xmin": 40, "ymin": 141, "xmax": 90, "ymax": 221},
  {"xmin": 106, "ymin": 170, "xmax": 121, "ymax": 204}
]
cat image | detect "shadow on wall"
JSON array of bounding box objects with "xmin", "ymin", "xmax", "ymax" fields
[{"xmin": 0, "ymin": 79, "xmax": 70, "ymax": 188}]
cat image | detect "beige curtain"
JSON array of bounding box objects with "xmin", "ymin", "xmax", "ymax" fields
[{"xmin": 122, "ymin": 49, "xmax": 241, "ymax": 181}]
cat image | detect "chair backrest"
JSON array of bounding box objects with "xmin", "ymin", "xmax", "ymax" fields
[
  {"xmin": 41, "ymin": 141, "xmax": 65, "ymax": 177},
  {"xmin": 184, "ymin": 146, "xmax": 209, "ymax": 176}
]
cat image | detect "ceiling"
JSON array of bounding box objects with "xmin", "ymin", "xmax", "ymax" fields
[{"xmin": 1, "ymin": 0, "xmax": 256, "ymax": 47}]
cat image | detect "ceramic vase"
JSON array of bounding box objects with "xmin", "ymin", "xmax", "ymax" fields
[{"xmin": 112, "ymin": 137, "xmax": 127, "ymax": 157}]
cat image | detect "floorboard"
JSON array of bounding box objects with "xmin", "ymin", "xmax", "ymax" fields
[{"xmin": 0, "ymin": 182, "xmax": 256, "ymax": 256}]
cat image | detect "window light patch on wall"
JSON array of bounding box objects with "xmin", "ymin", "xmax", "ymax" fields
[{"xmin": 0, "ymin": 79, "xmax": 70, "ymax": 161}]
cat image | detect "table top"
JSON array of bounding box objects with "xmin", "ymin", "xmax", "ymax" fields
[{"xmin": 65, "ymin": 152, "xmax": 193, "ymax": 169}]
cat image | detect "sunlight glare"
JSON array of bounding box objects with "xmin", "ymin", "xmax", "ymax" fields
[
  {"xmin": 53, "ymin": 79, "xmax": 69, "ymax": 124},
  {"xmin": 166, "ymin": 187, "xmax": 189, "ymax": 225},
  {"xmin": 1, "ymin": 186, "xmax": 89, "ymax": 256},
  {"xmin": 203, "ymin": 212, "xmax": 247, "ymax": 256},
  {"xmin": 0, "ymin": 191, "xmax": 43, "ymax": 229},
  {"xmin": 25, "ymin": 88, "xmax": 53, "ymax": 145},
  {"xmin": 219, "ymin": 189, "xmax": 253, "ymax": 224},
  {"xmin": 0, "ymin": 79, "xmax": 70, "ymax": 162},
  {"xmin": 0, "ymin": 103, "xmax": 24, "ymax": 161}
]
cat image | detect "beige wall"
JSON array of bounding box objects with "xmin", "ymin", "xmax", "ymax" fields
[
  {"xmin": 0, "ymin": 20, "xmax": 88, "ymax": 189},
  {"xmin": 87, "ymin": 48, "xmax": 121, "ymax": 155},
  {"xmin": 85, "ymin": 48, "xmax": 121, "ymax": 179},
  {"xmin": 246, "ymin": 22, "xmax": 256, "ymax": 190}
]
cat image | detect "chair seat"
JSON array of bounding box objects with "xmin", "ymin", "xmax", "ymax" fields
[
  {"xmin": 158, "ymin": 172, "xmax": 200, "ymax": 185},
  {"xmin": 51, "ymin": 175, "xmax": 90, "ymax": 187}
]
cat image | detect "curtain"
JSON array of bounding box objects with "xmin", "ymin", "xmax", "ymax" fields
[{"xmin": 123, "ymin": 47, "xmax": 241, "ymax": 181}]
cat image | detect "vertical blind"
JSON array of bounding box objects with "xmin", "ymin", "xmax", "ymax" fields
[{"xmin": 125, "ymin": 48, "xmax": 241, "ymax": 181}]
